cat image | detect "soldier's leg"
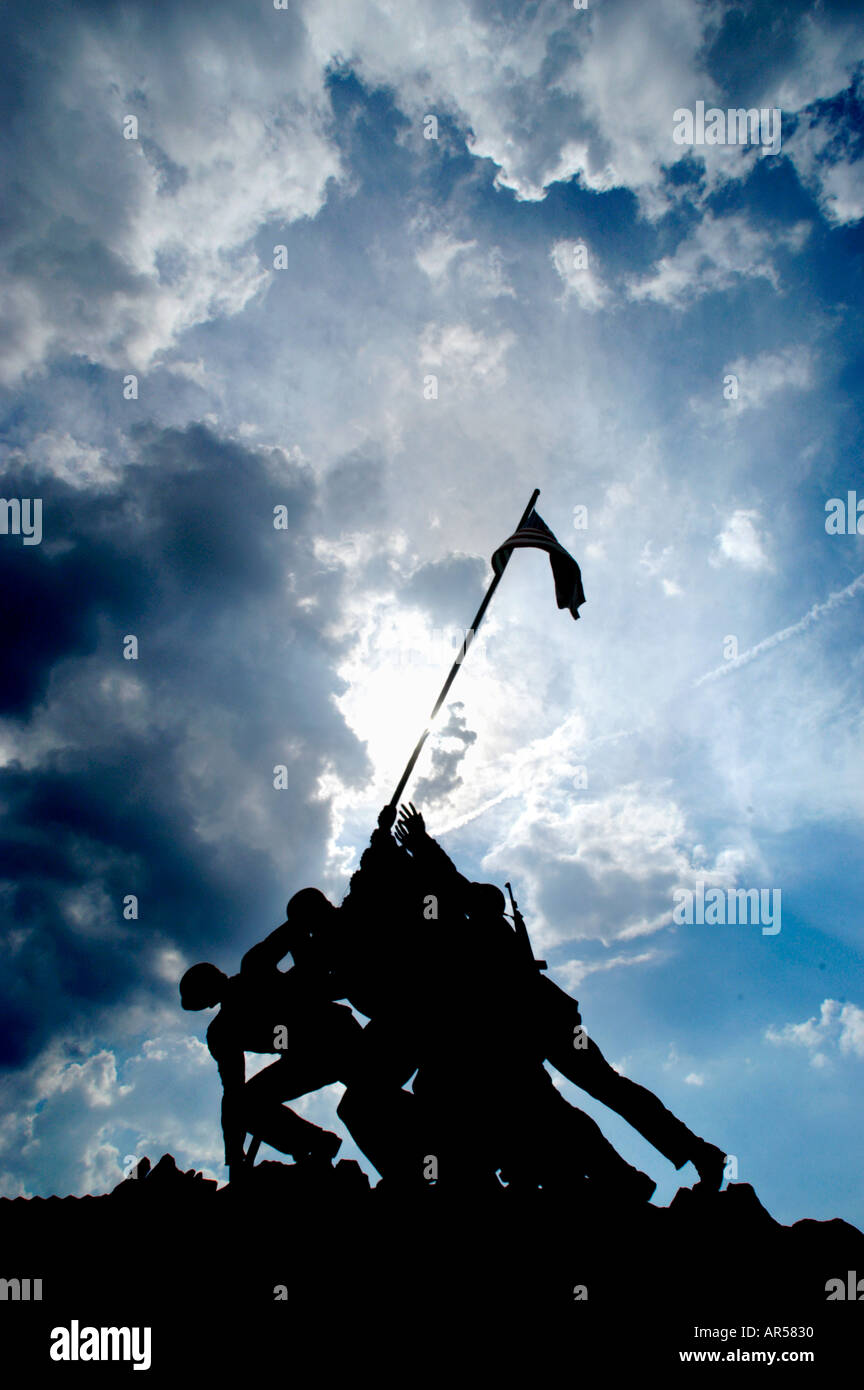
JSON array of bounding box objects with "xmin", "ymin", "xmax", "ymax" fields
[
  {"xmin": 535, "ymin": 1085, "xmax": 656, "ymax": 1200},
  {"xmin": 337, "ymin": 1084, "xmax": 428, "ymax": 1186},
  {"xmin": 411, "ymin": 1066, "xmax": 502, "ymax": 1193},
  {"xmin": 336, "ymin": 1013, "xmax": 427, "ymax": 1184},
  {"xmin": 347, "ymin": 1013, "xmax": 419, "ymax": 1090},
  {"xmin": 241, "ymin": 1058, "xmax": 341, "ymax": 1160},
  {"xmin": 239, "ymin": 1002, "xmax": 366, "ymax": 1161},
  {"xmin": 496, "ymin": 1071, "xmax": 655, "ymax": 1201},
  {"xmin": 538, "ymin": 977, "xmax": 724, "ymax": 1182},
  {"xmin": 566, "ymin": 1037, "xmax": 696, "ymax": 1168},
  {"xmin": 292, "ymin": 1002, "xmax": 367, "ymax": 1086}
]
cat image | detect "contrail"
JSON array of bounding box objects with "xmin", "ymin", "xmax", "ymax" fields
[
  {"xmin": 437, "ymin": 725, "xmax": 635, "ymax": 836},
  {"xmin": 695, "ymin": 570, "xmax": 864, "ymax": 686}
]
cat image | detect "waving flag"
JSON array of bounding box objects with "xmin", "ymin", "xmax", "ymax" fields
[
  {"xmin": 491, "ymin": 508, "xmax": 586, "ymax": 619},
  {"xmin": 390, "ymin": 490, "xmax": 583, "ymax": 805}
]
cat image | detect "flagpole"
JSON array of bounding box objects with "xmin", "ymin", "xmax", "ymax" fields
[{"xmin": 388, "ymin": 487, "xmax": 540, "ymax": 807}]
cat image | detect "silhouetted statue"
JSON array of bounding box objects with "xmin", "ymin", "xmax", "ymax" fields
[
  {"xmin": 287, "ymin": 803, "xmax": 652, "ymax": 1195},
  {"xmin": 179, "ymin": 799, "xmax": 725, "ymax": 1200},
  {"xmin": 390, "ymin": 803, "xmax": 726, "ymax": 1192},
  {"xmin": 330, "ymin": 804, "xmax": 435, "ymax": 1185},
  {"xmin": 367, "ymin": 805, "xmax": 647, "ymax": 1194},
  {"xmin": 179, "ymin": 894, "xmax": 363, "ymax": 1183}
]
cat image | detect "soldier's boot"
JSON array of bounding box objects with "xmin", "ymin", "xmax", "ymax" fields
[
  {"xmin": 625, "ymin": 1168, "xmax": 656, "ymax": 1203},
  {"xmin": 296, "ymin": 1127, "xmax": 342, "ymax": 1165},
  {"xmin": 689, "ymin": 1139, "xmax": 727, "ymax": 1191},
  {"xmin": 247, "ymin": 1101, "xmax": 341, "ymax": 1164},
  {"xmin": 586, "ymin": 1161, "xmax": 656, "ymax": 1205}
]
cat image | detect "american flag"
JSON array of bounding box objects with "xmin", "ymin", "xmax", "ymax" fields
[{"xmin": 491, "ymin": 507, "xmax": 586, "ymax": 620}]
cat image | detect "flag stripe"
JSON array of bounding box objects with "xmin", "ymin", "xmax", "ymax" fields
[{"xmin": 491, "ymin": 508, "xmax": 586, "ymax": 620}]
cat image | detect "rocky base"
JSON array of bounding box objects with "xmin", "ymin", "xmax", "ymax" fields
[{"xmin": 2, "ymin": 1156, "xmax": 862, "ymax": 1375}]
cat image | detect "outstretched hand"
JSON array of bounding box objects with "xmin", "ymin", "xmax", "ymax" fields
[
  {"xmin": 377, "ymin": 803, "xmax": 397, "ymax": 831},
  {"xmin": 394, "ymin": 802, "xmax": 425, "ymax": 848}
]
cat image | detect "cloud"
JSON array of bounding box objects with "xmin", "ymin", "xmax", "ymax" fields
[
  {"xmin": 629, "ymin": 214, "xmax": 810, "ymax": 308},
  {"xmin": 36, "ymin": 1048, "xmax": 130, "ymax": 1110},
  {"xmin": 2, "ymin": 0, "xmax": 864, "ymax": 1214},
  {"xmin": 322, "ymin": 449, "xmax": 387, "ymax": 532},
  {"xmin": 307, "ymin": 0, "xmax": 861, "ymax": 226},
  {"xmin": 783, "ymin": 65, "xmax": 864, "ymax": 226},
  {"xmin": 419, "ymin": 322, "xmax": 515, "ymax": 391},
  {"xmin": 554, "ymin": 948, "xmax": 664, "ymax": 992},
  {"xmin": 414, "ymin": 230, "xmax": 513, "ymax": 301},
  {"xmin": 725, "ymin": 346, "xmax": 814, "ymax": 412},
  {"xmin": 401, "ymin": 553, "xmax": 487, "ymax": 628},
  {"xmin": 481, "ymin": 782, "xmax": 742, "ymax": 950},
  {"xmin": 0, "ymin": 2, "xmax": 344, "ymax": 386},
  {"xmin": 0, "ymin": 1030, "xmax": 222, "ymax": 1197},
  {"xmin": 639, "ymin": 542, "xmax": 683, "ymax": 597},
  {"xmin": 12, "ymin": 431, "xmax": 121, "ymax": 490},
  {"xmin": 1, "ymin": 0, "xmax": 861, "ymax": 399},
  {"xmin": 416, "ymin": 233, "xmax": 477, "ymax": 282},
  {"xmin": 765, "ymin": 999, "xmax": 864, "ymax": 1067},
  {"xmin": 413, "ymin": 702, "xmax": 478, "ymax": 805},
  {"xmin": 0, "ymin": 422, "xmax": 369, "ymax": 1067},
  {"xmin": 710, "ymin": 509, "xmax": 772, "ymax": 572},
  {"xmin": 690, "ymin": 345, "xmax": 815, "ymax": 425},
  {"xmin": 550, "ymin": 239, "xmax": 610, "ymax": 311}
]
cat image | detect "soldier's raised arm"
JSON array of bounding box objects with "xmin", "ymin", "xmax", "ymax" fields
[
  {"xmin": 239, "ymin": 919, "xmax": 300, "ymax": 975},
  {"xmin": 394, "ymin": 802, "xmax": 470, "ymax": 898},
  {"xmin": 240, "ymin": 887, "xmax": 340, "ymax": 977},
  {"xmin": 368, "ymin": 802, "xmax": 402, "ymax": 857}
]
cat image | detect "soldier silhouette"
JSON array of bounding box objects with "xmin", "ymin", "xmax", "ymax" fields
[
  {"xmin": 179, "ymin": 892, "xmax": 363, "ymax": 1183},
  {"xmin": 181, "ymin": 802, "xmax": 725, "ymax": 1198},
  {"xmin": 330, "ymin": 803, "xmax": 659, "ymax": 1196},
  {"xmin": 392, "ymin": 803, "xmax": 727, "ymax": 1192}
]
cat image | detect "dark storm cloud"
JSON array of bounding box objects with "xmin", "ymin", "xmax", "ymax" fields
[
  {"xmin": 0, "ymin": 422, "xmax": 368, "ymax": 1067},
  {"xmin": 0, "ymin": 423, "xmax": 309, "ymax": 712},
  {"xmin": 0, "ymin": 506, "xmax": 139, "ymax": 716},
  {"xmin": 401, "ymin": 553, "xmax": 487, "ymax": 627},
  {"xmin": 322, "ymin": 448, "xmax": 387, "ymax": 530}
]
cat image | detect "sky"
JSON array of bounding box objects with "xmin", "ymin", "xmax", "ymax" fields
[{"xmin": 0, "ymin": 0, "xmax": 862, "ymax": 1227}]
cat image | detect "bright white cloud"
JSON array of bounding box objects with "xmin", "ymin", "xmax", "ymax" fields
[
  {"xmin": 766, "ymin": 999, "xmax": 864, "ymax": 1065},
  {"xmin": 629, "ymin": 214, "xmax": 810, "ymax": 308},
  {"xmin": 0, "ymin": 12, "xmax": 343, "ymax": 385},
  {"xmin": 710, "ymin": 509, "xmax": 772, "ymax": 572},
  {"xmin": 555, "ymin": 948, "xmax": 664, "ymax": 991},
  {"xmin": 728, "ymin": 345, "xmax": 814, "ymax": 410},
  {"xmin": 3, "ymin": 0, "xmax": 862, "ymax": 391},
  {"xmin": 419, "ymin": 321, "xmax": 515, "ymax": 390},
  {"xmin": 35, "ymin": 1048, "xmax": 131, "ymax": 1109},
  {"xmin": 551, "ymin": 239, "xmax": 610, "ymax": 311},
  {"xmin": 416, "ymin": 233, "xmax": 477, "ymax": 282},
  {"xmin": 0, "ymin": 1032, "xmax": 222, "ymax": 1197},
  {"xmin": 8, "ymin": 431, "xmax": 120, "ymax": 490}
]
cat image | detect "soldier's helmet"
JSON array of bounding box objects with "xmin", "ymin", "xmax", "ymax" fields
[
  {"xmin": 285, "ymin": 887, "xmax": 336, "ymax": 924},
  {"xmin": 466, "ymin": 883, "xmax": 507, "ymax": 918},
  {"xmin": 179, "ymin": 962, "xmax": 226, "ymax": 1010}
]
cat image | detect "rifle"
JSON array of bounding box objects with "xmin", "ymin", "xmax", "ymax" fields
[{"xmin": 504, "ymin": 882, "xmax": 547, "ymax": 971}]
